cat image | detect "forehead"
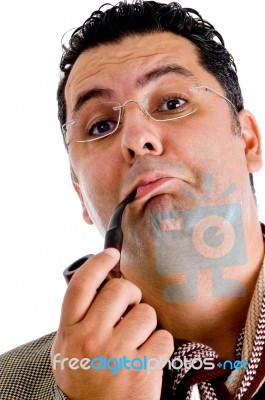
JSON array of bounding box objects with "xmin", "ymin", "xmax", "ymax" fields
[{"xmin": 65, "ymin": 32, "xmax": 218, "ymax": 113}]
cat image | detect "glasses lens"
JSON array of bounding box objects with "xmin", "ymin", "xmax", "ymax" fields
[
  {"xmin": 145, "ymin": 84, "xmax": 198, "ymax": 121},
  {"xmin": 64, "ymin": 102, "xmax": 120, "ymax": 144}
]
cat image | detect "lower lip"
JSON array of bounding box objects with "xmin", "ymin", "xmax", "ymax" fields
[{"xmin": 135, "ymin": 177, "xmax": 172, "ymax": 199}]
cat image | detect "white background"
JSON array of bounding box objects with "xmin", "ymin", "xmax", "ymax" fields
[{"xmin": 0, "ymin": 0, "xmax": 264, "ymax": 354}]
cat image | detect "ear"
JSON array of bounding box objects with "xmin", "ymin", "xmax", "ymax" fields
[
  {"xmin": 71, "ymin": 172, "xmax": 93, "ymax": 225},
  {"xmin": 238, "ymin": 109, "xmax": 263, "ymax": 173}
]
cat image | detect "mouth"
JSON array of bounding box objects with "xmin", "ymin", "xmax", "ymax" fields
[
  {"xmin": 124, "ymin": 174, "xmax": 179, "ymax": 206},
  {"xmin": 135, "ymin": 177, "xmax": 174, "ymax": 200}
]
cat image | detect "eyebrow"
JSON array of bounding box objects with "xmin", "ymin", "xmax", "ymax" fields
[
  {"xmin": 72, "ymin": 64, "xmax": 197, "ymax": 115},
  {"xmin": 136, "ymin": 64, "xmax": 197, "ymax": 87},
  {"xmin": 73, "ymin": 88, "xmax": 114, "ymax": 114}
]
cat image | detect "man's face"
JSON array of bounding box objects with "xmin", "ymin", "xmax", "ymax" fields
[{"xmin": 64, "ymin": 32, "xmax": 261, "ymax": 287}]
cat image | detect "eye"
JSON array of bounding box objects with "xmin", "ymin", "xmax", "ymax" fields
[
  {"xmin": 88, "ymin": 119, "xmax": 117, "ymax": 138},
  {"xmin": 159, "ymin": 97, "xmax": 186, "ymax": 112}
]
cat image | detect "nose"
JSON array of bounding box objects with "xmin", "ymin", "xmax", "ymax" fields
[{"xmin": 119, "ymin": 101, "xmax": 164, "ymax": 163}]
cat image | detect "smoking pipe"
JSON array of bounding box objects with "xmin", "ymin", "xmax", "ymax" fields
[{"xmin": 63, "ymin": 189, "xmax": 136, "ymax": 284}]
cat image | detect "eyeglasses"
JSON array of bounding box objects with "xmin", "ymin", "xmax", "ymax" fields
[{"xmin": 62, "ymin": 83, "xmax": 236, "ymax": 146}]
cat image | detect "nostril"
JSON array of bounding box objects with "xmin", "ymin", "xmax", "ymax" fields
[
  {"xmin": 128, "ymin": 148, "xmax": 135, "ymax": 158},
  {"xmin": 144, "ymin": 142, "xmax": 154, "ymax": 150}
]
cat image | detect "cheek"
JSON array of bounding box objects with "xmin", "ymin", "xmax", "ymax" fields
[
  {"xmin": 189, "ymin": 113, "xmax": 235, "ymax": 155},
  {"xmin": 70, "ymin": 146, "xmax": 123, "ymax": 231},
  {"xmin": 166, "ymin": 114, "xmax": 245, "ymax": 183},
  {"xmin": 81, "ymin": 164, "xmax": 112, "ymax": 228}
]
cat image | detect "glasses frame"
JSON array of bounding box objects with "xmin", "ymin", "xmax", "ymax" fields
[{"xmin": 61, "ymin": 85, "xmax": 237, "ymax": 145}]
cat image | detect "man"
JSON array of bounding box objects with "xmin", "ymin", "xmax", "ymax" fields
[{"xmin": 0, "ymin": 1, "xmax": 264, "ymax": 399}]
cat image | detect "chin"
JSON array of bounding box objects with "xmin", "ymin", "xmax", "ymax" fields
[{"xmin": 143, "ymin": 193, "xmax": 194, "ymax": 217}]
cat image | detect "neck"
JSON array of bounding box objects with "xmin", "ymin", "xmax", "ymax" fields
[
  {"xmin": 155, "ymin": 282, "xmax": 258, "ymax": 359},
  {"xmin": 139, "ymin": 220, "xmax": 264, "ymax": 359}
]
